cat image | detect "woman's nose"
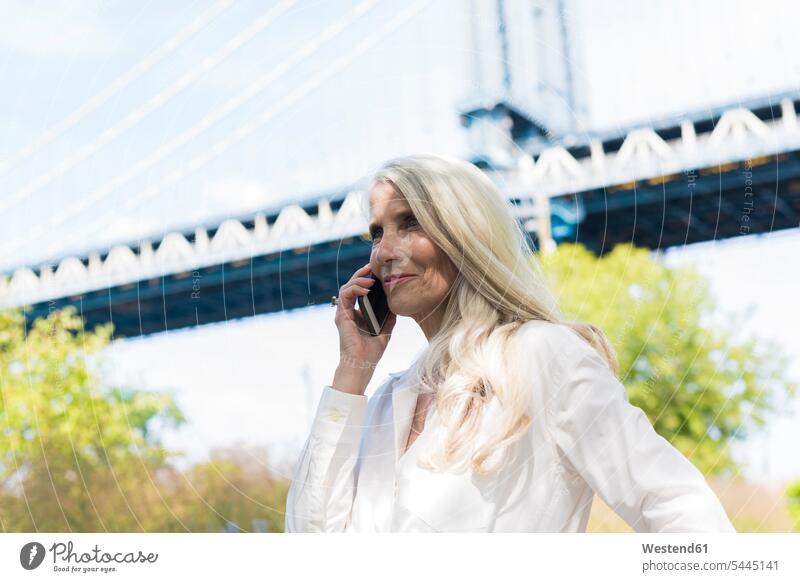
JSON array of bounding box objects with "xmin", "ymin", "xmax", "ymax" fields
[{"xmin": 373, "ymin": 230, "xmax": 407, "ymax": 263}]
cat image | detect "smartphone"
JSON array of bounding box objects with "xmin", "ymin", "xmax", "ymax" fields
[{"xmin": 356, "ymin": 271, "xmax": 391, "ymax": 336}]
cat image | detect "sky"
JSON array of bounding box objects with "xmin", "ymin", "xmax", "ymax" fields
[{"xmin": 2, "ymin": 0, "xmax": 799, "ymax": 484}]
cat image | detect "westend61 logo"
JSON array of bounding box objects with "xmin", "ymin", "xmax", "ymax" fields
[{"xmin": 19, "ymin": 541, "xmax": 158, "ymax": 574}]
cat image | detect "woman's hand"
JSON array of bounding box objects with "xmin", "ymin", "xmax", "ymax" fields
[{"xmin": 332, "ymin": 262, "xmax": 397, "ymax": 394}]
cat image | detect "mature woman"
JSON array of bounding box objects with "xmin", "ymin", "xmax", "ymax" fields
[{"xmin": 284, "ymin": 153, "xmax": 735, "ymax": 533}]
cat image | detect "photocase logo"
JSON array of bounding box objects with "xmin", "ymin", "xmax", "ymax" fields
[{"xmin": 20, "ymin": 542, "xmax": 46, "ymax": 570}]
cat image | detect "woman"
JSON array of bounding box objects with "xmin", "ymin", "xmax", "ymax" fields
[{"xmin": 284, "ymin": 153, "xmax": 735, "ymax": 533}]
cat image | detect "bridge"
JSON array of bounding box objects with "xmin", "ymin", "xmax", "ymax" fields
[
  {"xmin": 2, "ymin": 91, "xmax": 799, "ymax": 338},
  {"xmin": 477, "ymin": 89, "xmax": 800, "ymax": 252}
]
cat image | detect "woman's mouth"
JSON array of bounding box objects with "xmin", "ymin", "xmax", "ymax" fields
[{"xmin": 384, "ymin": 275, "xmax": 417, "ymax": 289}]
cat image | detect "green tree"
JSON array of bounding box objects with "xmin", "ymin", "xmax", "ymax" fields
[
  {"xmin": 0, "ymin": 307, "xmax": 185, "ymax": 531},
  {"xmin": 538, "ymin": 243, "xmax": 797, "ymax": 477},
  {"xmin": 787, "ymin": 481, "xmax": 800, "ymax": 532},
  {"xmin": 159, "ymin": 446, "xmax": 291, "ymax": 533}
]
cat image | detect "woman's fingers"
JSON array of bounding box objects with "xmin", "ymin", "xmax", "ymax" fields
[
  {"xmin": 334, "ymin": 263, "xmax": 394, "ymax": 358},
  {"xmin": 337, "ymin": 281, "xmax": 358, "ymax": 311},
  {"xmin": 336, "ymin": 266, "xmax": 376, "ymax": 314}
]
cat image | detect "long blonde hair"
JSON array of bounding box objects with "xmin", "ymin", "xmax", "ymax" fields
[{"xmin": 371, "ymin": 153, "xmax": 619, "ymax": 477}]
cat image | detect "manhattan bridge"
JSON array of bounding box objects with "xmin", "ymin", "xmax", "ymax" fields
[{"xmin": 2, "ymin": 1, "xmax": 798, "ymax": 338}]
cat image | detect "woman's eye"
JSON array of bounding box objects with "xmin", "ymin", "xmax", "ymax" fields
[{"xmin": 368, "ymin": 217, "xmax": 417, "ymax": 243}]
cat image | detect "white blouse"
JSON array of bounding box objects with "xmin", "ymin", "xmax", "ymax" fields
[{"xmin": 284, "ymin": 320, "xmax": 736, "ymax": 533}]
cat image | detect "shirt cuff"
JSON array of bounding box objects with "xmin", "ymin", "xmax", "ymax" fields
[{"xmin": 309, "ymin": 385, "xmax": 369, "ymax": 445}]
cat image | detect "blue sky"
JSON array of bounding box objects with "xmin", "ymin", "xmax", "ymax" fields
[{"xmin": 2, "ymin": 0, "xmax": 799, "ymax": 483}]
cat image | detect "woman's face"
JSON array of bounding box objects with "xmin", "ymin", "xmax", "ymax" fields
[{"xmin": 368, "ymin": 181, "xmax": 458, "ymax": 339}]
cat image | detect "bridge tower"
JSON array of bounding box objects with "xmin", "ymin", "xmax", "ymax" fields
[{"xmin": 459, "ymin": 0, "xmax": 587, "ymax": 169}]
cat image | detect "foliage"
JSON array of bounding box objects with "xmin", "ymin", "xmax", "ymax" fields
[
  {"xmin": 786, "ymin": 480, "xmax": 800, "ymax": 532},
  {"xmin": 154, "ymin": 446, "xmax": 291, "ymax": 533},
  {"xmin": 0, "ymin": 307, "xmax": 288, "ymax": 532},
  {"xmin": 0, "ymin": 307, "xmax": 186, "ymax": 531}
]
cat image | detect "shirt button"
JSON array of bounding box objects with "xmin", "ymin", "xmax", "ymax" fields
[{"xmin": 326, "ymin": 408, "xmax": 345, "ymax": 422}]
